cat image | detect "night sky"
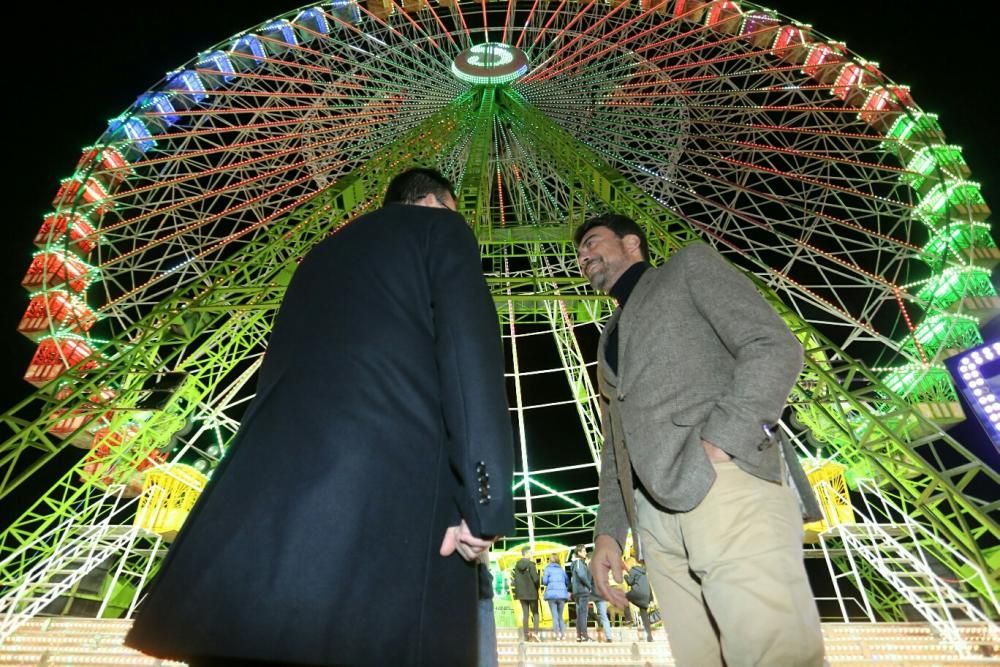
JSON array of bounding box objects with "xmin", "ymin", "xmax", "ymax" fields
[{"xmin": 0, "ymin": 2, "xmax": 997, "ymax": 521}]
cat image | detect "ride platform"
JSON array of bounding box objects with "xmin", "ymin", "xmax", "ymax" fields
[{"xmin": 1, "ymin": 617, "xmax": 997, "ymax": 666}]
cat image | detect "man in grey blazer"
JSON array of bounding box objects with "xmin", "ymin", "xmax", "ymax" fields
[{"xmin": 575, "ymin": 214, "xmax": 824, "ymax": 666}]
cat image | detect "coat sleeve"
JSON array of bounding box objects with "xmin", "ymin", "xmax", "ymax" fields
[
  {"xmin": 681, "ymin": 244, "xmax": 803, "ymax": 462},
  {"xmin": 594, "ymin": 397, "xmax": 630, "ymax": 547},
  {"xmin": 428, "ymin": 212, "xmax": 515, "ymax": 537}
]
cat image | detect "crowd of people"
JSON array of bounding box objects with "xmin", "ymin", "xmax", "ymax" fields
[
  {"xmin": 124, "ymin": 168, "xmax": 825, "ymax": 667},
  {"xmin": 506, "ymin": 544, "xmax": 656, "ymax": 645}
]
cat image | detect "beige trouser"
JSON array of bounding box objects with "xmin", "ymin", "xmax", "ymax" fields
[{"xmin": 636, "ymin": 461, "xmax": 825, "ymax": 667}]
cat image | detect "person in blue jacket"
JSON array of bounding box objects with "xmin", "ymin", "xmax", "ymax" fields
[{"xmin": 542, "ymin": 553, "xmax": 571, "ymax": 641}]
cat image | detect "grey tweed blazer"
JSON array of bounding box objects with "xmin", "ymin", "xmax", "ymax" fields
[{"xmin": 594, "ymin": 243, "xmax": 804, "ymax": 547}]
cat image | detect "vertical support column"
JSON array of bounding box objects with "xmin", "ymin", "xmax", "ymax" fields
[
  {"xmin": 506, "ymin": 298, "xmax": 535, "ymax": 546},
  {"xmin": 459, "ymin": 87, "xmax": 497, "ymax": 239},
  {"xmin": 541, "ymin": 275, "xmax": 603, "ymax": 464}
]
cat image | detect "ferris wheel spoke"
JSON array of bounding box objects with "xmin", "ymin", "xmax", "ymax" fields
[
  {"xmin": 544, "ymin": 111, "xmax": 916, "ymax": 259},
  {"xmin": 495, "ymin": 126, "xmax": 572, "ymax": 224},
  {"xmin": 523, "ymin": 2, "xmax": 682, "ymax": 84},
  {"xmin": 528, "ymin": 0, "xmax": 623, "ymax": 70},
  {"xmin": 105, "ymin": 107, "xmax": 432, "ymax": 205},
  {"xmin": 241, "ymin": 22, "xmax": 455, "ymax": 99},
  {"xmin": 99, "ymin": 95, "xmax": 480, "ymax": 311},
  {"xmin": 96, "ymin": 124, "xmax": 419, "ymax": 266},
  {"xmin": 601, "ymin": 151, "xmax": 914, "ymax": 354}
]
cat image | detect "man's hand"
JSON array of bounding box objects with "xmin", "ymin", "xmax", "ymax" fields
[
  {"xmin": 702, "ymin": 438, "xmax": 732, "ymax": 463},
  {"xmin": 439, "ymin": 519, "xmax": 495, "ymax": 561},
  {"xmin": 591, "ymin": 534, "xmax": 629, "ymax": 609}
]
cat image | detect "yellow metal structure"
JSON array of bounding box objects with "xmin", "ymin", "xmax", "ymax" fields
[
  {"xmin": 804, "ymin": 460, "xmax": 856, "ymax": 541},
  {"xmin": 133, "ymin": 464, "xmax": 207, "ymax": 542}
]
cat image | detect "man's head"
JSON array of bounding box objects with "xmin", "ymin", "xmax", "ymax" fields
[
  {"xmin": 574, "ymin": 214, "xmax": 648, "ymax": 293},
  {"xmin": 575, "ymin": 544, "xmax": 588, "ymax": 559},
  {"xmin": 522, "ymin": 546, "xmax": 531, "ymax": 557},
  {"xmin": 384, "ymin": 167, "xmax": 457, "ymax": 210}
]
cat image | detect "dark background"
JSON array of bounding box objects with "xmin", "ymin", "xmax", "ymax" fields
[{"xmin": 0, "ymin": 2, "xmax": 997, "ymax": 524}]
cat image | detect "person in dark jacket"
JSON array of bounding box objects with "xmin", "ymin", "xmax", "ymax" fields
[
  {"xmin": 570, "ymin": 544, "xmax": 595, "ymax": 642},
  {"xmin": 512, "ymin": 546, "xmax": 541, "ymax": 642},
  {"xmin": 125, "ymin": 168, "xmax": 515, "ymax": 666},
  {"xmin": 542, "ymin": 553, "xmax": 570, "ymax": 640},
  {"xmin": 625, "ymin": 558, "xmax": 655, "ymax": 642}
]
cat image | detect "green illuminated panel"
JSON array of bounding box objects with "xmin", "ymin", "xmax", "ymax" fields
[
  {"xmin": 881, "ymin": 112, "xmax": 943, "ymax": 157},
  {"xmin": 922, "ymin": 221, "xmax": 995, "ymax": 266},
  {"xmin": 900, "ymin": 313, "xmax": 982, "ymax": 359},
  {"xmin": 914, "ymin": 267, "xmax": 995, "ymax": 310},
  {"xmin": 915, "ymin": 180, "xmax": 989, "ymax": 226},
  {"xmin": 900, "ymin": 145, "xmax": 968, "ymax": 191},
  {"xmin": 880, "ymin": 364, "xmax": 957, "ymax": 403}
]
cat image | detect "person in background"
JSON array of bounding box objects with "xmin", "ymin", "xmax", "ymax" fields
[
  {"xmin": 542, "ymin": 553, "xmax": 570, "ymax": 641},
  {"xmin": 570, "ymin": 544, "xmax": 595, "ymax": 642},
  {"xmin": 624, "ymin": 558, "xmax": 654, "ymax": 642},
  {"xmin": 512, "ymin": 546, "xmax": 541, "ymax": 642},
  {"xmin": 592, "ymin": 573, "xmax": 615, "ymax": 642}
]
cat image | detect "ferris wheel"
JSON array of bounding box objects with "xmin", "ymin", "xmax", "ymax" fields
[{"xmin": 0, "ymin": 0, "xmax": 997, "ymax": 629}]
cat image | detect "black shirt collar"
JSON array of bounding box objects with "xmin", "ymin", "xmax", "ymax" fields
[{"xmin": 609, "ymin": 262, "xmax": 650, "ymax": 307}]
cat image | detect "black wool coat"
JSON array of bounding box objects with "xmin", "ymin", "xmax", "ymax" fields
[{"xmin": 126, "ymin": 204, "xmax": 515, "ymax": 666}]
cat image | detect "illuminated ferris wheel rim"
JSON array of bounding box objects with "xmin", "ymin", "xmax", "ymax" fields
[{"xmin": 26, "ymin": 0, "xmax": 992, "ymax": 398}]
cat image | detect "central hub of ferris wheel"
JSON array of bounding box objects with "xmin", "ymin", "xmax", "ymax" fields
[{"xmin": 452, "ymin": 43, "xmax": 529, "ymax": 85}]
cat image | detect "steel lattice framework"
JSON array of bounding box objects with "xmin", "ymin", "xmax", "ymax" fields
[{"xmin": 0, "ymin": 0, "xmax": 997, "ymax": 627}]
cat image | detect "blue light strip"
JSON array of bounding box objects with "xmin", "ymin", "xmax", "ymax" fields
[
  {"xmin": 107, "ymin": 117, "xmax": 156, "ymax": 154},
  {"xmin": 136, "ymin": 92, "xmax": 180, "ymax": 126},
  {"xmin": 262, "ymin": 20, "xmax": 298, "ymax": 47},
  {"xmin": 198, "ymin": 51, "xmax": 236, "ymax": 83},
  {"xmin": 166, "ymin": 70, "xmax": 208, "ymax": 104},
  {"xmin": 953, "ymin": 340, "xmax": 1000, "ymax": 446},
  {"xmin": 232, "ymin": 34, "xmax": 266, "ymax": 67}
]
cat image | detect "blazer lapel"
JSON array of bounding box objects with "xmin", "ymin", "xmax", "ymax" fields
[{"xmin": 597, "ymin": 307, "xmax": 622, "ymax": 396}]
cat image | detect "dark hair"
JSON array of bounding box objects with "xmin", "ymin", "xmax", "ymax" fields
[
  {"xmin": 575, "ymin": 544, "xmax": 588, "ymax": 556},
  {"xmin": 522, "ymin": 546, "xmax": 530, "ymax": 555},
  {"xmin": 384, "ymin": 168, "xmax": 456, "ymax": 206},
  {"xmin": 573, "ymin": 213, "xmax": 650, "ymax": 262}
]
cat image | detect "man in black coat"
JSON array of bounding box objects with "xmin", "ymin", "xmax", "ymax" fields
[{"xmin": 126, "ymin": 169, "xmax": 515, "ymax": 666}]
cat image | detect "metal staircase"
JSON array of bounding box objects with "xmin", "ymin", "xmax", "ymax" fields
[
  {"xmin": 0, "ymin": 521, "xmax": 163, "ymax": 643},
  {"xmin": 819, "ymin": 479, "xmax": 999, "ymax": 656}
]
